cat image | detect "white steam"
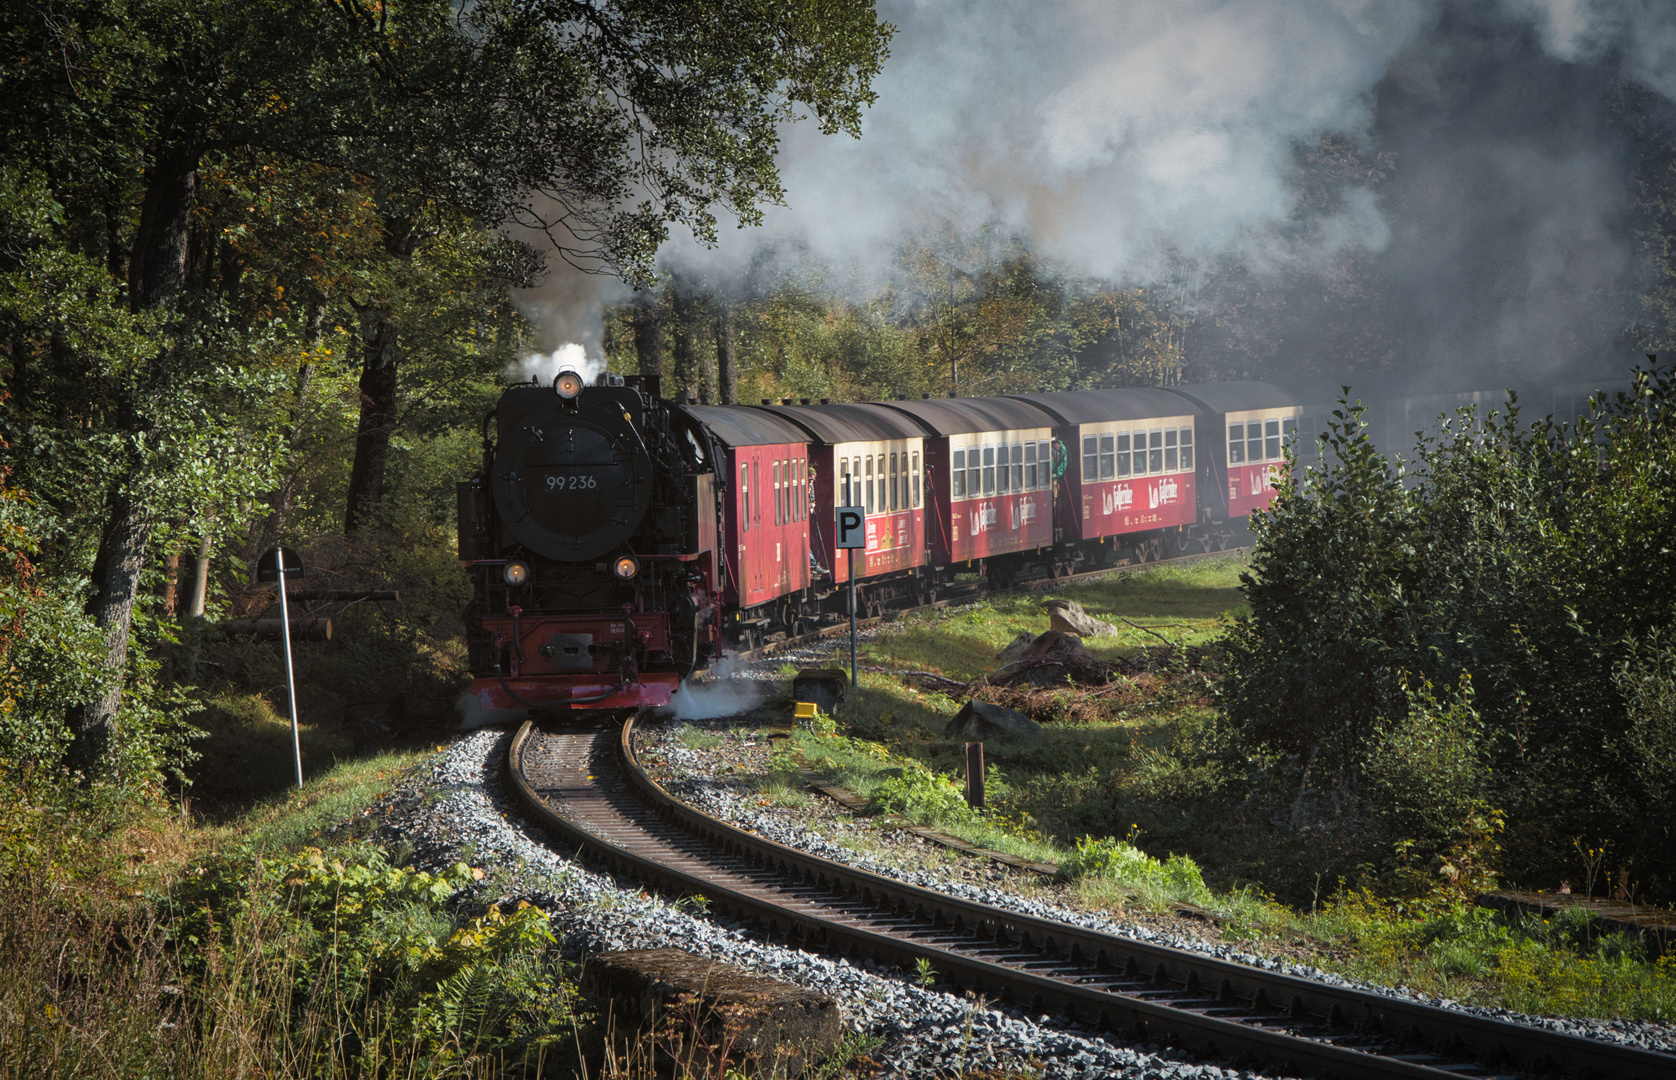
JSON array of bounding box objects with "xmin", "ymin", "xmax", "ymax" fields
[
  {"xmin": 661, "ymin": 659, "xmax": 768, "ymax": 721},
  {"xmin": 455, "ymin": 690, "xmax": 527, "ymax": 731},
  {"xmin": 664, "ymin": 0, "xmax": 1429, "ymax": 285},
  {"xmin": 508, "ymin": 342, "xmax": 608, "ymax": 387}
]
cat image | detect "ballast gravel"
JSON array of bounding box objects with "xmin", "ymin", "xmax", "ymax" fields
[
  {"xmin": 373, "ymin": 726, "xmax": 1288, "ymax": 1080},
  {"xmin": 641, "ymin": 720, "xmax": 1676, "ymax": 1059}
]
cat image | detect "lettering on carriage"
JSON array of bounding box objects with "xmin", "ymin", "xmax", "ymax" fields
[
  {"xmin": 1102, "ymin": 485, "xmax": 1134, "ymax": 516},
  {"xmin": 1247, "ymin": 464, "xmax": 1282, "ymax": 496},
  {"xmin": 1008, "ymin": 496, "xmax": 1038, "ymax": 529},
  {"xmin": 1148, "ymin": 477, "xmax": 1179, "ymax": 510},
  {"xmin": 969, "ymin": 502, "xmax": 998, "ymax": 534}
]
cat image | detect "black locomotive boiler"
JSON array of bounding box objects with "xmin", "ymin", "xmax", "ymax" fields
[{"xmin": 458, "ymin": 370, "xmax": 724, "ymax": 712}]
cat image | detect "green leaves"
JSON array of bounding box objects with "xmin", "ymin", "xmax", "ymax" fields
[{"xmin": 1221, "ymin": 368, "xmax": 1676, "ymax": 899}]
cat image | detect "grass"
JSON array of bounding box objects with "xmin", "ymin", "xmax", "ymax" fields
[
  {"xmin": 865, "ymin": 557, "xmax": 1246, "ymax": 681},
  {"xmin": 783, "ymin": 555, "xmax": 1676, "ymax": 1024}
]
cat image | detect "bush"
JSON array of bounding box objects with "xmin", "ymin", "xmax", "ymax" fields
[
  {"xmin": 1217, "ymin": 369, "xmax": 1676, "ymax": 899},
  {"xmin": 167, "ymin": 847, "xmax": 582, "ymax": 1071},
  {"xmin": 1056, "ymin": 835, "xmax": 1214, "ymax": 907}
]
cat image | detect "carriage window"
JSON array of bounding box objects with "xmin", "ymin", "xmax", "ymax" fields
[
  {"xmin": 1228, "ymin": 424, "xmax": 1245, "ymax": 464},
  {"xmin": 852, "ymin": 457, "xmax": 861, "ymax": 505},
  {"xmin": 1132, "ymin": 432, "xmax": 1148, "ymax": 476},
  {"xmin": 1265, "ymin": 419, "xmax": 1281, "ymax": 460},
  {"xmin": 1115, "ymin": 433, "xmax": 1131, "ymax": 477},
  {"xmin": 1082, "ymin": 435, "xmax": 1098, "ymax": 480},
  {"xmin": 773, "ymin": 462, "xmax": 782, "ymax": 525},
  {"xmin": 1039, "ymin": 441, "xmax": 1051, "ymax": 485},
  {"xmin": 951, "ymin": 449, "xmax": 966, "ymax": 498},
  {"xmin": 1149, "ymin": 429, "xmax": 1164, "ymax": 473},
  {"xmin": 983, "ymin": 445, "xmax": 996, "ymax": 495},
  {"xmin": 889, "ymin": 452, "xmax": 899, "ymax": 510},
  {"xmin": 997, "ymin": 443, "xmax": 1010, "ymax": 494},
  {"xmin": 1180, "ymin": 428, "xmax": 1194, "ymax": 471},
  {"xmin": 839, "ymin": 458, "xmax": 851, "ymax": 506},
  {"xmin": 794, "ymin": 460, "xmax": 803, "ymax": 521},
  {"xmin": 1099, "ymin": 434, "xmax": 1115, "ymax": 480},
  {"xmin": 967, "ymin": 447, "xmax": 981, "ymax": 498},
  {"xmin": 912, "ymin": 451, "xmax": 921, "ymax": 506},
  {"xmin": 1024, "ymin": 442, "xmax": 1037, "ymax": 489},
  {"xmin": 740, "ymin": 463, "xmax": 750, "ymax": 531},
  {"xmin": 1245, "ymin": 424, "xmax": 1261, "ymax": 463},
  {"xmin": 864, "ymin": 456, "xmax": 874, "ymax": 514},
  {"xmin": 1011, "ymin": 442, "xmax": 1024, "ymax": 491},
  {"xmin": 1164, "ymin": 429, "xmax": 1178, "ymax": 472}
]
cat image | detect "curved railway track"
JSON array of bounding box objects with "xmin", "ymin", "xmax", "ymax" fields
[{"xmin": 507, "ymin": 717, "xmax": 1676, "ymax": 1080}]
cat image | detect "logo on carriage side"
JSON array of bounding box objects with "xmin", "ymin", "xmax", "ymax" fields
[
  {"xmin": 970, "ymin": 502, "xmax": 997, "ymax": 534},
  {"xmin": 1102, "ymin": 485, "xmax": 1134, "ymax": 516},
  {"xmin": 1008, "ymin": 497, "xmax": 1038, "ymax": 529},
  {"xmin": 1148, "ymin": 478, "xmax": 1179, "ymax": 510},
  {"xmin": 1248, "ymin": 465, "xmax": 1281, "ymax": 496}
]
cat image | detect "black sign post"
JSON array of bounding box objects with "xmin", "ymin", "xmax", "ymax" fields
[
  {"xmin": 835, "ymin": 504, "xmax": 865, "ymax": 688},
  {"xmin": 257, "ymin": 546, "xmax": 306, "ymax": 789}
]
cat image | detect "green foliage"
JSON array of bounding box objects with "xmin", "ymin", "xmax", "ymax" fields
[
  {"xmin": 169, "ymin": 847, "xmax": 579, "ymax": 1067},
  {"xmin": 1056, "ymin": 835, "xmax": 1214, "ymax": 908},
  {"xmin": 1219, "ymin": 369, "xmax": 1676, "ymax": 898},
  {"xmin": 870, "ymin": 758, "xmax": 974, "ymax": 828},
  {"xmin": 1313, "ymin": 892, "xmax": 1676, "ymax": 1022}
]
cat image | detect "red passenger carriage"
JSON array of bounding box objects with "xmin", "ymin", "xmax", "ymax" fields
[
  {"xmin": 1166, "ymin": 382, "xmax": 1302, "ymax": 524},
  {"xmin": 878, "ymin": 397, "xmax": 1056, "ymax": 583},
  {"xmin": 752, "ymin": 403, "xmax": 928, "ymax": 599},
  {"xmin": 1009, "ymin": 389, "xmax": 1200, "ymax": 555},
  {"xmin": 680, "ymin": 406, "xmax": 813, "ymax": 615}
]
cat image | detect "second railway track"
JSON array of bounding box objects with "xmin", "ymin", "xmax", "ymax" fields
[{"xmin": 508, "ymin": 717, "xmax": 1676, "ymax": 1080}]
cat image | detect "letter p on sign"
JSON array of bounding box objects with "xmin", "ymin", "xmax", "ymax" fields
[{"xmin": 836, "ymin": 506, "xmax": 865, "ymax": 549}]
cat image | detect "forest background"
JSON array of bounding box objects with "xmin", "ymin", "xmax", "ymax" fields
[{"xmin": 4, "ymin": 0, "xmax": 1676, "ymax": 862}]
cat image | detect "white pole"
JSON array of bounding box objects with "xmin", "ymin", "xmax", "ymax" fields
[{"xmin": 276, "ymin": 558, "xmax": 303, "ymax": 789}]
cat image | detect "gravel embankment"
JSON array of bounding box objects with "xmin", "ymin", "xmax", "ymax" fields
[
  {"xmin": 372, "ymin": 726, "xmax": 1288, "ymax": 1080},
  {"xmin": 640, "ymin": 714, "xmax": 1676, "ymax": 1058}
]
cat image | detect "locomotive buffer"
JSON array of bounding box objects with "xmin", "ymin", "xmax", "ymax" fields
[{"xmin": 836, "ymin": 502, "xmax": 865, "ymax": 688}]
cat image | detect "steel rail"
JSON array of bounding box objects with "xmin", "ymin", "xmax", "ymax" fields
[{"xmin": 506, "ymin": 718, "xmax": 1676, "ymax": 1080}]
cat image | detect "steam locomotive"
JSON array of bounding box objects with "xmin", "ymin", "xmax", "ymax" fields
[{"xmin": 457, "ymin": 370, "xmax": 1308, "ymax": 714}]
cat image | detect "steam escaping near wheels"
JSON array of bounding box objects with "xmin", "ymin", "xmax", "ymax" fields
[
  {"xmin": 660, "ymin": 658, "xmax": 768, "ymax": 721},
  {"xmin": 455, "ymin": 691, "xmax": 529, "ymax": 731}
]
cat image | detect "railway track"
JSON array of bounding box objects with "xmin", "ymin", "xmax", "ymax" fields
[
  {"xmin": 507, "ymin": 717, "xmax": 1676, "ymax": 1080},
  {"xmin": 735, "ymin": 547, "xmax": 1237, "ymax": 663}
]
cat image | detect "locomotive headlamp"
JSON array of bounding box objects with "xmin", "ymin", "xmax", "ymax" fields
[
  {"xmin": 612, "ymin": 555, "xmax": 639, "ymax": 580},
  {"xmin": 503, "ymin": 559, "xmax": 531, "ymax": 586},
  {"xmin": 554, "ymin": 370, "xmax": 585, "ymax": 400}
]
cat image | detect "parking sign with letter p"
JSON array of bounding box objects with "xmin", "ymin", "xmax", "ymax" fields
[{"xmin": 835, "ymin": 506, "xmax": 865, "ymax": 549}]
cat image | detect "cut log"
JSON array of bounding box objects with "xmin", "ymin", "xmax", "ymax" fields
[
  {"xmin": 583, "ymin": 949, "xmax": 842, "ymax": 1077},
  {"xmin": 285, "ymin": 589, "xmax": 400, "ymax": 602},
  {"xmin": 222, "ymin": 617, "xmax": 333, "ymax": 641},
  {"xmin": 1043, "ymin": 598, "xmax": 1117, "ymax": 637}
]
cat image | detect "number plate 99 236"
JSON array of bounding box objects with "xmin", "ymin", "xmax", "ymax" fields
[{"xmin": 545, "ymin": 474, "xmax": 599, "ymax": 491}]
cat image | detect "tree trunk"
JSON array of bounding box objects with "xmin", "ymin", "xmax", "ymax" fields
[
  {"xmin": 632, "ymin": 288, "xmax": 663, "ymax": 379},
  {"xmin": 715, "ymin": 305, "xmax": 738, "ymax": 404},
  {"xmin": 344, "ymin": 305, "xmax": 400, "ymax": 533},
  {"xmin": 670, "ymin": 281, "xmax": 699, "ymax": 403},
  {"xmin": 67, "ymin": 488, "xmax": 153, "ymax": 773},
  {"xmin": 161, "ymin": 543, "xmax": 183, "ymax": 617},
  {"xmin": 66, "ymin": 151, "xmax": 197, "ymax": 770},
  {"xmin": 343, "ymin": 216, "xmax": 414, "ymax": 533}
]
